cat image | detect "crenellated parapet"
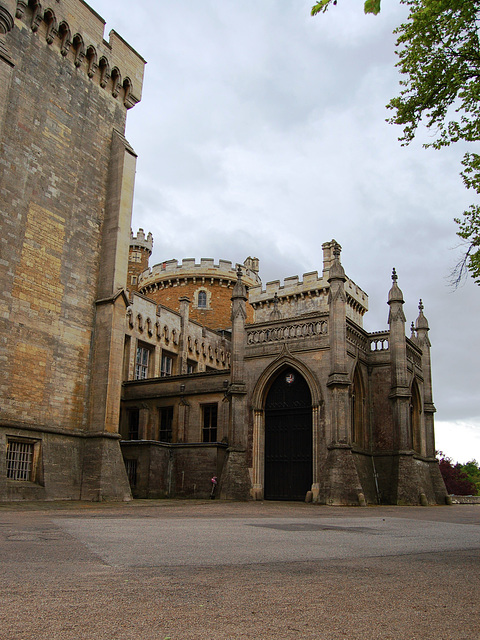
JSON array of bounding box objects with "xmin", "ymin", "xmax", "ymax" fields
[
  {"xmin": 130, "ymin": 228, "xmax": 153, "ymax": 253},
  {"xmin": 249, "ymin": 269, "xmax": 368, "ymax": 328},
  {"xmin": 14, "ymin": 0, "xmax": 145, "ymax": 108},
  {"xmin": 138, "ymin": 257, "xmax": 261, "ymax": 292}
]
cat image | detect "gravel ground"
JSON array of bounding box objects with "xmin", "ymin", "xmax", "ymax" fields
[{"xmin": 0, "ymin": 500, "xmax": 478, "ymax": 640}]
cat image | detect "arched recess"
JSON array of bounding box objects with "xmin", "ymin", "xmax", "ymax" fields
[
  {"xmin": 350, "ymin": 364, "xmax": 367, "ymax": 449},
  {"xmin": 251, "ymin": 354, "xmax": 323, "ymax": 501},
  {"xmin": 43, "ymin": 8, "xmax": 57, "ymax": 44},
  {"xmin": 410, "ymin": 378, "xmax": 422, "ymax": 454}
]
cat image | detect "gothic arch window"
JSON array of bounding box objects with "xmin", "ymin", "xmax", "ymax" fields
[
  {"xmin": 197, "ymin": 290, "xmax": 207, "ymax": 308},
  {"xmin": 410, "ymin": 379, "xmax": 422, "ymax": 453},
  {"xmin": 351, "ymin": 365, "xmax": 366, "ymax": 449}
]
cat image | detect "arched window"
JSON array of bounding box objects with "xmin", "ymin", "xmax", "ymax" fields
[
  {"xmin": 351, "ymin": 366, "xmax": 366, "ymax": 448},
  {"xmin": 410, "ymin": 380, "xmax": 422, "ymax": 453},
  {"xmin": 197, "ymin": 290, "xmax": 207, "ymax": 308}
]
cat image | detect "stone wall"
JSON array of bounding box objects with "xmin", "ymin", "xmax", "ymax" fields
[{"xmin": 0, "ymin": 1, "xmax": 144, "ymax": 500}]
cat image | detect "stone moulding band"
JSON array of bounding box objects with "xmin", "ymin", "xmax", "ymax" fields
[{"xmin": 1, "ymin": 421, "xmax": 122, "ymax": 440}]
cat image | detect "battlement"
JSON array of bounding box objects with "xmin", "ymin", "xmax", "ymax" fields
[
  {"xmin": 249, "ymin": 271, "xmax": 367, "ymax": 309},
  {"xmin": 130, "ymin": 228, "xmax": 153, "ymax": 253},
  {"xmin": 139, "ymin": 257, "xmax": 262, "ymax": 290},
  {"xmin": 14, "ymin": 0, "xmax": 145, "ymax": 108},
  {"xmin": 249, "ymin": 267, "xmax": 368, "ymax": 328}
]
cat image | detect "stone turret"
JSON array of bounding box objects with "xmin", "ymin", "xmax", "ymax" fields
[
  {"xmin": 128, "ymin": 229, "xmax": 153, "ymax": 292},
  {"xmin": 415, "ymin": 300, "xmax": 436, "ymax": 457},
  {"xmin": 137, "ymin": 256, "xmax": 261, "ymax": 330},
  {"xmin": 387, "ymin": 268, "xmax": 410, "ymax": 452},
  {"xmin": 220, "ymin": 267, "xmax": 250, "ymax": 500}
]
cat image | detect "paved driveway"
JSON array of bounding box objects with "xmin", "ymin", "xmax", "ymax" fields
[{"xmin": 1, "ymin": 501, "xmax": 479, "ymax": 640}]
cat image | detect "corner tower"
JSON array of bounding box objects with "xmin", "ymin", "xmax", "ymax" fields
[
  {"xmin": 128, "ymin": 228, "xmax": 153, "ymax": 292},
  {"xmin": 0, "ymin": 0, "xmax": 145, "ymax": 501},
  {"xmin": 138, "ymin": 256, "xmax": 261, "ymax": 330}
]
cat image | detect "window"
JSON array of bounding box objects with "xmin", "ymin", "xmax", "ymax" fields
[
  {"xmin": 161, "ymin": 353, "xmax": 173, "ymax": 377},
  {"xmin": 159, "ymin": 406, "xmax": 174, "ymax": 442},
  {"xmin": 130, "ymin": 275, "xmax": 137, "ymax": 285},
  {"xmin": 187, "ymin": 361, "xmax": 196, "ymax": 374},
  {"xmin": 202, "ymin": 404, "xmax": 218, "ymax": 443},
  {"xmin": 6, "ymin": 439, "xmax": 36, "ymax": 481},
  {"xmin": 197, "ymin": 290, "xmax": 207, "ymax": 308},
  {"xmin": 128, "ymin": 408, "xmax": 140, "ymax": 440},
  {"xmin": 135, "ymin": 344, "xmax": 151, "ymax": 380},
  {"xmin": 124, "ymin": 458, "xmax": 137, "ymax": 488}
]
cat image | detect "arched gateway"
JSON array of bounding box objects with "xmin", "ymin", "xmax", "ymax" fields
[{"xmin": 264, "ymin": 368, "xmax": 313, "ymax": 500}]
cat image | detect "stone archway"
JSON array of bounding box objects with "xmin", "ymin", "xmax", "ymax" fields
[
  {"xmin": 251, "ymin": 355, "xmax": 323, "ymax": 502},
  {"xmin": 264, "ymin": 367, "xmax": 313, "ymax": 500}
]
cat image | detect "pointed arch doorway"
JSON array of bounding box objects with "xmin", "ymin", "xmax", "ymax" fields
[{"xmin": 264, "ymin": 368, "xmax": 313, "ymax": 501}]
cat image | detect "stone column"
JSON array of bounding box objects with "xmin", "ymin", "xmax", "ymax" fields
[
  {"xmin": 220, "ymin": 267, "xmax": 251, "ymax": 499},
  {"xmin": 178, "ymin": 296, "xmax": 190, "ymax": 375},
  {"xmin": 415, "ymin": 300, "xmax": 447, "ymax": 504},
  {"xmin": 415, "ymin": 300, "xmax": 436, "ymax": 456},
  {"xmin": 387, "ymin": 269, "xmax": 410, "ymax": 451},
  {"xmin": 324, "ymin": 243, "xmax": 364, "ymax": 505},
  {"xmin": 81, "ymin": 132, "xmax": 139, "ymax": 501},
  {"xmin": 387, "ymin": 270, "xmax": 423, "ymax": 504}
]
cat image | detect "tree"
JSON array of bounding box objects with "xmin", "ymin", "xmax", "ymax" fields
[
  {"xmin": 312, "ymin": 0, "xmax": 480, "ymax": 285},
  {"xmin": 461, "ymin": 459, "xmax": 480, "ymax": 494},
  {"xmin": 311, "ymin": 1, "xmax": 381, "ymax": 16},
  {"xmin": 437, "ymin": 454, "xmax": 477, "ymax": 495}
]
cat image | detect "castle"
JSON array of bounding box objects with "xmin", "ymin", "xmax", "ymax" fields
[{"xmin": 0, "ymin": 0, "xmax": 447, "ymax": 504}]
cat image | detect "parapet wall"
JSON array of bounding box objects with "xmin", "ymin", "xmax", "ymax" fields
[
  {"xmin": 14, "ymin": 0, "xmax": 145, "ymax": 108},
  {"xmin": 139, "ymin": 257, "xmax": 262, "ymax": 290},
  {"xmin": 250, "ymin": 270, "xmax": 368, "ymax": 327}
]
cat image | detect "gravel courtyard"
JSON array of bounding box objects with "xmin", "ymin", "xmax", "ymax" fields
[{"xmin": 1, "ymin": 500, "xmax": 478, "ymax": 640}]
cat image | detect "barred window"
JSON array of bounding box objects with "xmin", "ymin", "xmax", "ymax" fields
[
  {"xmin": 124, "ymin": 459, "xmax": 137, "ymax": 488},
  {"xmin": 6, "ymin": 439, "xmax": 35, "ymax": 481},
  {"xmin": 202, "ymin": 404, "xmax": 218, "ymax": 443}
]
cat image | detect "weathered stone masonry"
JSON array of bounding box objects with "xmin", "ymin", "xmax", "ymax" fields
[{"xmin": 0, "ymin": 0, "xmax": 144, "ymax": 500}]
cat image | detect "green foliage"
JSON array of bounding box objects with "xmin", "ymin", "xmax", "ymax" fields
[
  {"xmin": 462, "ymin": 459, "xmax": 480, "ymax": 494},
  {"xmin": 311, "ymin": 0, "xmax": 381, "ymax": 17},
  {"xmin": 437, "ymin": 453, "xmax": 479, "ymax": 495},
  {"xmin": 387, "ymin": 0, "xmax": 480, "ymax": 284}
]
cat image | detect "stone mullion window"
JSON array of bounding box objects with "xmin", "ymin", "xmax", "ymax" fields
[{"xmin": 202, "ymin": 404, "xmax": 218, "ymax": 443}]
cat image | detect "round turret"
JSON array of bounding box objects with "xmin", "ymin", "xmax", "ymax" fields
[
  {"xmin": 138, "ymin": 256, "xmax": 261, "ymax": 330},
  {"xmin": 128, "ymin": 228, "xmax": 153, "ymax": 292}
]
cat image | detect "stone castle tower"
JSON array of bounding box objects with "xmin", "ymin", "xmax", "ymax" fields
[
  {"xmin": 128, "ymin": 229, "xmax": 153, "ymax": 293},
  {"xmin": 137, "ymin": 253, "xmax": 261, "ymax": 330},
  {"xmin": 0, "ymin": 0, "xmax": 145, "ymax": 500}
]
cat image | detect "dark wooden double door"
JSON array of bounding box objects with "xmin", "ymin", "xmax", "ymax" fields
[{"xmin": 264, "ymin": 368, "xmax": 313, "ymax": 501}]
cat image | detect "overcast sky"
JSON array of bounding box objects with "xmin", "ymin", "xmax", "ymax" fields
[{"xmin": 92, "ymin": 0, "xmax": 479, "ymax": 464}]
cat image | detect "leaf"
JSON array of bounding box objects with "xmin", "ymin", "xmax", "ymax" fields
[
  {"xmin": 311, "ymin": 0, "xmax": 333, "ymax": 16},
  {"xmin": 364, "ymin": 0, "xmax": 381, "ymax": 15}
]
